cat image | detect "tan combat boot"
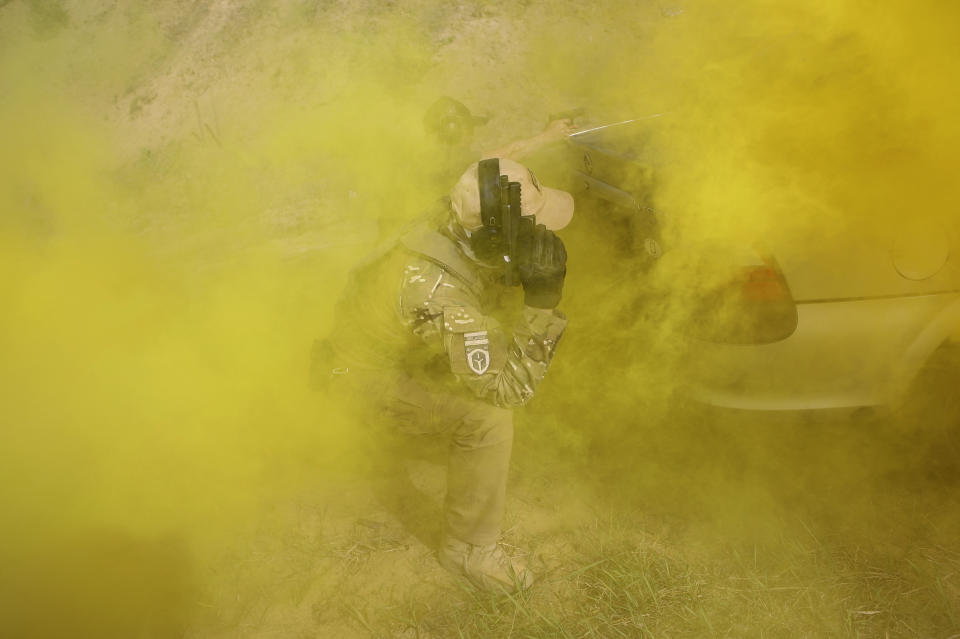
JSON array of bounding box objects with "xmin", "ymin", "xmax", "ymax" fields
[{"xmin": 438, "ymin": 535, "xmax": 535, "ymax": 594}]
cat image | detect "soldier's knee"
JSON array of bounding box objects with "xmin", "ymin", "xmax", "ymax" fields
[{"xmin": 453, "ymin": 403, "xmax": 513, "ymax": 449}]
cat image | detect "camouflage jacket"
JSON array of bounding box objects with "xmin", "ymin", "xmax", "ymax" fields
[{"xmin": 328, "ymin": 221, "xmax": 567, "ymax": 408}]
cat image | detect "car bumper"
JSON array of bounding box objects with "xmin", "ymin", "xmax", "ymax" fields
[{"xmin": 685, "ymin": 293, "xmax": 960, "ymax": 411}]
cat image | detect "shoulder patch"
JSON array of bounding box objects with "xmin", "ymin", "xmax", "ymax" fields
[
  {"xmin": 464, "ymin": 330, "xmax": 490, "ymax": 374},
  {"xmin": 444, "ymin": 307, "xmax": 506, "ymax": 377}
]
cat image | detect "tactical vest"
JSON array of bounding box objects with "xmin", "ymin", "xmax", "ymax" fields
[{"xmin": 324, "ymin": 221, "xmax": 487, "ymax": 375}]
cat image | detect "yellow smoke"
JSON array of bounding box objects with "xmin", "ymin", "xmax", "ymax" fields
[{"xmin": 1, "ymin": 0, "xmax": 958, "ymax": 636}]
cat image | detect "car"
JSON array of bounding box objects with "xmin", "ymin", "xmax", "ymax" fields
[{"xmin": 537, "ymin": 118, "xmax": 960, "ymax": 414}]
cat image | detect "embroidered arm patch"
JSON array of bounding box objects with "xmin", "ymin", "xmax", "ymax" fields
[
  {"xmin": 463, "ymin": 330, "xmax": 490, "ymax": 374},
  {"xmin": 443, "ymin": 307, "xmax": 506, "ymax": 378}
]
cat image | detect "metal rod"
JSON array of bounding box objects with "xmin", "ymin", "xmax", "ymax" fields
[{"xmin": 567, "ymin": 113, "xmax": 667, "ymax": 137}]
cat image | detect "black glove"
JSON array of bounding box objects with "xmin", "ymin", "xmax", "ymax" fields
[{"xmin": 518, "ymin": 224, "xmax": 567, "ymax": 309}]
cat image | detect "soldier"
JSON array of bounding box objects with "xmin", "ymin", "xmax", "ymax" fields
[
  {"xmin": 316, "ymin": 158, "xmax": 573, "ymax": 593},
  {"xmin": 424, "ymin": 96, "xmax": 577, "ymax": 187}
]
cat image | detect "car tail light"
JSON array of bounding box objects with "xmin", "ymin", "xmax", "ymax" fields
[
  {"xmin": 692, "ymin": 257, "xmax": 798, "ymax": 344},
  {"xmin": 740, "ymin": 264, "xmax": 790, "ymax": 301}
]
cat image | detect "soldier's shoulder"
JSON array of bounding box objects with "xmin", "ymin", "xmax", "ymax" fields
[
  {"xmin": 400, "ymin": 254, "xmax": 446, "ymax": 283},
  {"xmin": 399, "ymin": 257, "xmax": 461, "ymax": 303},
  {"xmin": 400, "ymin": 223, "xmax": 480, "ymax": 287}
]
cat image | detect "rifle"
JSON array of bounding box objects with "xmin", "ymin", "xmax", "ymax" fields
[{"xmin": 476, "ymin": 158, "xmax": 535, "ymax": 286}]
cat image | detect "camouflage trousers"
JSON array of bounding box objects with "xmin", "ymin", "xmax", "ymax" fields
[{"xmin": 339, "ymin": 371, "xmax": 514, "ymax": 547}]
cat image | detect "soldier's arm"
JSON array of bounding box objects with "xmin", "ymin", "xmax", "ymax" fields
[
  {"xmin": 399, "ymin": 260, "xmax": 567, "ymax": 408},
  {"xmin": 442, "ymin": 305, "xmax": 567, "ymax": 408},
  {"xmin": 479, "ymin": 119, "xmax": 576, "ymax": 161}
]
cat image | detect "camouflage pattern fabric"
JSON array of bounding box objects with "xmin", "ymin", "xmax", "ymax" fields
[
  {"xmin": 399, "ymin": 257, "xmax": 566, "ymax": 408},
  {"xmin": 328, "ymin": 221, "xmax": 567, "ymax": 409}
]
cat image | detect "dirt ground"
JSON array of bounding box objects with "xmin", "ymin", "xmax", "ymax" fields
[{"xmin": 185, "ymin": 403, "xmax": 960, "ymax": 638}]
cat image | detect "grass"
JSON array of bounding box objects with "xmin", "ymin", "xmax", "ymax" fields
[
  {"xmin": 362, "ymin": 525, "xmax": 958, "ymax": 639},
  {"xmin": 189, "ymin": 435, "xmax": 960, "ymax": 639}
]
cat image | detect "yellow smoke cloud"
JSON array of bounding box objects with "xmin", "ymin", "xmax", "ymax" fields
[{"xmin": 1, "ymin": 0, "xmax": 958, "ymax": 636}]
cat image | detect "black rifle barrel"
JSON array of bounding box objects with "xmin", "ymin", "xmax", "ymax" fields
[{"xmin": 499, "ymin": 176, "xmax": 514, "ymax": 286}]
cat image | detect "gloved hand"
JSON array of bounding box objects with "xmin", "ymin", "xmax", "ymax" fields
[{"xmin": 518, "ymin": 224, "xmax": 567, "ymax": 309}]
